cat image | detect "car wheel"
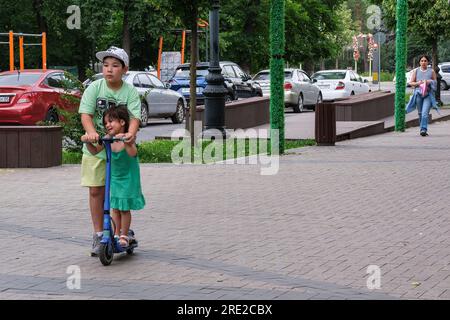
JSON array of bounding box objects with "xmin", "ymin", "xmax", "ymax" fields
[
  {"xmin": 140, "ymin": 103, "xmax": 149, "ymax": 128},
  {"xmin": 225, "ymin": 94, "xmax": 233, "ymax": 103},
  {"xmin": 440, "ymin": 80, "xmax": 448, "ymax": 91},
  {"xmin": 45, "ymin": 108, "xmax": 59, "ymax": 123},
  {"xmin": 293, "ymin": 94, "xmax": 304, "ymax": 113},
  {"xmin": 171, "ymin": 100, "xmax": 185, "ymax": 124},
  {"xmin": 351, "ymin": 91, "xmax": 355, "ymax": 96}
]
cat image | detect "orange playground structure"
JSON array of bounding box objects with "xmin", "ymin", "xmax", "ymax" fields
[{"xmin": 0, "ymin": 31, "xmax": 47, "ymax": 71}]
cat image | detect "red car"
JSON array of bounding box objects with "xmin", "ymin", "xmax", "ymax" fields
[{"xmin": 0, "ymin": 69, "xmax": 80, "ymax": 125}]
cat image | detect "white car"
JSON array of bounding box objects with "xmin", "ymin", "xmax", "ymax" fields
[
  {"xmin": 252, "ymin": 68, "xmax": 322, "ymax": 112},
  {"xmin": 438, "ymin": 63, "xmax": 450, "ymax": 90},
  {"xmin": 311, "ymin": 69, "xmax": 370, "ymax": 101}
]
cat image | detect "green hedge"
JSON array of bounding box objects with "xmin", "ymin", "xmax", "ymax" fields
[{"xmin": 63, "ymin": 139, "xmax": 316, "ymax": 164}]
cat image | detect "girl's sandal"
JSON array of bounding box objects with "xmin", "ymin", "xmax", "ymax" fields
[{"xmin": 119, "ymin": 235, "xmax": 130, "ymax": 248}]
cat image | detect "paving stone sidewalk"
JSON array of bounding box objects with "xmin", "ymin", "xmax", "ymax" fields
[{"xmin": 1, "ymin": 120, "xmax": 450, "ymax": 300}]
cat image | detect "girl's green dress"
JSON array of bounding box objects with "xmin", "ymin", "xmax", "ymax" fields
[{"xmin": 110, "ymin": 149, "xmax": 146, "ymax": 211}]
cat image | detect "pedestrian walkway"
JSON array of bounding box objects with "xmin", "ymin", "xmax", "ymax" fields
[
  {"xmin": 156, "ymin": 108, "xmax": 450, "ymax": 141},
  {"xmin": 1, "ymin": 119, "xmax": 450, "ymax": 299}
]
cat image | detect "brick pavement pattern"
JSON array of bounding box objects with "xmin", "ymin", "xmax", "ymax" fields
[{"xmin": 1, "ymin": 120, "xmax": 450, "ymax": 300}]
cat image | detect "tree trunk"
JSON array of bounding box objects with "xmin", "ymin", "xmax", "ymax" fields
[
  {"xmin": 122, "ymin": 1, "xmax": 132, "ymax": 59},
  {"xmin": 362, "ymin": 38, "xmax": 368, "ymax": 73},
  {"xmin": 32, "ymin": 0, "xmax": 48, "ymax": 33},
  {"xmin": 303, "ymin": 60, "xmax": 314, "ymax": 75},
  {"xmin": 189, "ymin": 6, "xmax": 198, "ymax": 148},
  {"xmin": 432, "ymin": 39, "xmax": 441, "ymax": 104},
  {"xmin": 240, "ymin": 0, "xmax": 260, "ymax": 73},
  {"xmin": 432, "ymin": 39, "xmax": 438, "ymax": 70}
]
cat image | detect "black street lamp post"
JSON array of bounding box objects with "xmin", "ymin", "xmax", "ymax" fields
[{"xmin": 203, "ymin": 0, "xmax": 227, "ymax": 134}]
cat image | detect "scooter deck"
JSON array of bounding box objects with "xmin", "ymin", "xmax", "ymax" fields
[{"xmin": 113, "ymin": 239, "xmax": 138, "ymax": 253}]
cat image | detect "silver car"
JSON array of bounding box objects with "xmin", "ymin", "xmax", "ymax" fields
[
  {"xmin": 253, "ymin": 68, "xmax": 322, "ymax": 112},
  {"xmin": 83, "ymin": 71, "xmax": 186, "ymax": 127}
]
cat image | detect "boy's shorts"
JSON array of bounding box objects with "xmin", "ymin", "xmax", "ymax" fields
[{"xmin": 81, "ymin": 154, "xmax": 106, "ymax": 187}]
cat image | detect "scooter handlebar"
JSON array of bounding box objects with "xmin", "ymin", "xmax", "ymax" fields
[
  {"xmin": 99, "ymin": 136, "xmax": 126, "ymax": 145},
  {"xmin": 81, "ymin": 135, "xmax": 126, "ymax": 144}
]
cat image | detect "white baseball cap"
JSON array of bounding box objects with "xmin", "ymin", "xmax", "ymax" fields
[{"xmin": 96, "ymin": 46, "xmax": 129, "ymax": 67}]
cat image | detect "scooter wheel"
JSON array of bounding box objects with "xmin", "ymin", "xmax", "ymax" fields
[
  {"xmin": 126, "ymin": 248, "xmax": 134, "ymax": 255},
  {"xmin": 99, "ymin": 243, "xmax": 114, "ymax": 266}
]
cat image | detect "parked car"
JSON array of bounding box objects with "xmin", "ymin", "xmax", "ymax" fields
[
  {"xmin": 311, "ymin": 69, "xmax": 370, "ymax": 101},
  {"xmin": 438, "ymin": 63, "xmax": 450, "ymax": 90},
  {"xmin": 0, "ymin": 69, "xmax": 80, "ymax": 125},
  {"xmin": 84, "ymin": 71, "xmax": 186, "ymax": 127},
  {"xmin": 168, "ymin": 61, "xmax": 262, "ymax": 106},
  {"xmin": 252, "ymin": 68, "xmax": 322, "ymax": 113}
]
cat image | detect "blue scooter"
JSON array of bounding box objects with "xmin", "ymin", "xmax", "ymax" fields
[{"xmin": 98, "ymin": 136, "xmax": 138, "ymax": 266}]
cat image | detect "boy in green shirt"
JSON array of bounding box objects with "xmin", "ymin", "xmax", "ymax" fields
[{"xmin": 79, "ymin": 46, "xmax": 141, "ymax": 256}]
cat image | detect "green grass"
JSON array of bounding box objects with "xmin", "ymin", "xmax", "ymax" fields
[
  {"xmin": 405, "ymin": 92, "xmax": 412, "ymax": 103},
  {"xmin": 63, "ymin": 139, "xmax": 316, "ymax": 164},
  {"xmin": 63, "ymin": 150, "xmax": 83, "ymax": 164}
]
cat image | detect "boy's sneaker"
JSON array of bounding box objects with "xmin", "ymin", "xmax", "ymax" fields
[
  {"xmin": 90, "ymin": 234, "xmax": 102, "ymax": 257},
  {"xmin": 420, "ymin": 130, "xmax": 428, "ymax": 136}
]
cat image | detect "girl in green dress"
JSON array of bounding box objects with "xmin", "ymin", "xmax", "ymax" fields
[{"xmin": 81, "ymin": 106, "xmax": 145, "ymax": 247}]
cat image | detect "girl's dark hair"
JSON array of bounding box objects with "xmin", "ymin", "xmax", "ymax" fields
[
  {"xmin": 103, "ymin": 106, "xmax": 130, "ymax": 133},
  {"xmin": 419, "ymin": 54, "xmax": 430, "ymax": 62}
]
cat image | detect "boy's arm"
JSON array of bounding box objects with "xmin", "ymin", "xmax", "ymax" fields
[
  {"xmin": 125, "ymin": 118, "xmax": 140, "ymax": 144},
  {"xmin": 124, "ymin": 86, "xmax": 141, "ymax": 144},
  {"xmin": 81, "ymin": 114, "xmax": 99, "ymax": 142},
  {"xmin": 79, "ymin": 81, "xmax": 100, "ymax": 142}
]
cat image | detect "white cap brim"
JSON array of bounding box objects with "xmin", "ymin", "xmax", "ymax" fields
[{"xmin": 96, "ymin": 51, "xmax": 128, "ymax": 67}]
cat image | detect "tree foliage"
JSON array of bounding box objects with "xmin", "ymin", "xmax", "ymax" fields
[
  {"xmin": 373, "ymin": 0, "xmax": 450, "ymax": 67},
  {"xmin": 0, "ymin": 0, "xmax": 359, "ymax": 77}
]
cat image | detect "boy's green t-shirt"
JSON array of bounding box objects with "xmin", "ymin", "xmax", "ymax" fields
[{"xmin": 79, "ymin": 78, "xmax": 141, "ymax": 159}]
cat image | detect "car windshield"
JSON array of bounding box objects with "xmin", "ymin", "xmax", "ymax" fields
[
  {"xmin": 0, "ymin": 73, "xmax": 41, "ymax": 86},
  {"xmin": 312, "ymin": 72, "xmax": 346, "ymax": 80},
  {"xmin": 253, "ymin": 72, "xmax": 293, "ymax": 80},
  {"xmin": 173, "ymin": 68, "xmax": 209, "ymax": 79}
]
